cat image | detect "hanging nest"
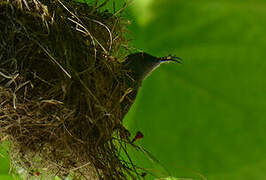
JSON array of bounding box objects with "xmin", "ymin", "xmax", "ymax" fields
[{"xmin": 0, "ymin": 0, "xmax": 139, "ymax": 179}]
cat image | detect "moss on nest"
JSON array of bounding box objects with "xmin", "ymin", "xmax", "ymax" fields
[{"xmin": 0, "ymin": 0, "xmax": 139, "ymax": 179}]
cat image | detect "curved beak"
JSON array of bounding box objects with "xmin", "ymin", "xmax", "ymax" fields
[{"xmin": 159, "ymin": 55, "xmax": 183, "ymax": 64}]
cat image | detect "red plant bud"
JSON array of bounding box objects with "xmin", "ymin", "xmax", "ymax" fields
[{"xmin": 131, "ymin": 131, "xmax": 144, "ymax": 143}]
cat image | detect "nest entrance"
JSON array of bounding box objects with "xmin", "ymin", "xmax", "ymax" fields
[{"xmin": 0, "ymin": 0, "xmax": 138, "ymax": 179}]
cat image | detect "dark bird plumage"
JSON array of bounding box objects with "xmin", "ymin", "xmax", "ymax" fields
[{"xmin": 120, "ymin": 52, "xmax": 182, "ymax": 120}]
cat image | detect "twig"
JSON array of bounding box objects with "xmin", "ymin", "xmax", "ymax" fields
[{"xmin": 32, "ymin": 39, "xmax": 72, "ymax": 79}]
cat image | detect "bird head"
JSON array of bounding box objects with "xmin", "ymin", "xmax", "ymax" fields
[{"xmin": 123, "ymin": 52, "xmax": 182, "ymax": 83}]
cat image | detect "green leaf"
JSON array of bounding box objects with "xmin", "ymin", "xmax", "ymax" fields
[
  {"xmin": 0, "ymin": 143, "xmax": 10, "ymax": 174},
  {"xmin": 0, "ymin": 175, "xmax": 15, "ymax": 180},
  {"xmin": 125, "ymin": 0, "xmax": 266, "ymax": 179}
]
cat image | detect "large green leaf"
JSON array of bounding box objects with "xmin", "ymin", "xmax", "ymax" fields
[{"xmin": 125, "ymin": 0, "xmax": 266, "ymax": 179}]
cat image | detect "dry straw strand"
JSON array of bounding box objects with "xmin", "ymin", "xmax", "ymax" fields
[{"xmin": 0, "ymin": 0, "xmax": 143, "ymax": 179}]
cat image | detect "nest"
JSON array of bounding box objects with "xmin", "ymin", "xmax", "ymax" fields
[{"xmin": 0, "ymin": 0, "xmax": 140, "ymax": 179}]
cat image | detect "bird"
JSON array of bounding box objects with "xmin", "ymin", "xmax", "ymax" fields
[{"xmin": 120, "ymin": 52, "xmax": 182, "ymax": 122}]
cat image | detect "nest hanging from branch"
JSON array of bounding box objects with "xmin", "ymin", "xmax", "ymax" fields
[{"xmin": 0, "ymin": 0, "xmax": 139, "ymax": 179}]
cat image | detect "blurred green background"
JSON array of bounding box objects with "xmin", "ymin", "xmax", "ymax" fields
[
  {"xmin": 125, "ymin": 0, "xmax": 266, "ymax": 179},
  {"xmin": 1, "ymin": 0, "xmax": 266, "ymax": 179}
]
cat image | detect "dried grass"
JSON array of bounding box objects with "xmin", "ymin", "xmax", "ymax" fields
[{"xmin": 0, "ymin": 0, "xmax": 140, "ymax": 179}]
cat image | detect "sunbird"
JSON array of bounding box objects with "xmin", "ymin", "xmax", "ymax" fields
[{"xmin": 120, "ymin": 52, "xmax": 182, "ymax": 120}]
